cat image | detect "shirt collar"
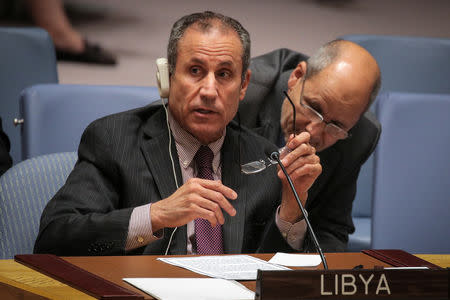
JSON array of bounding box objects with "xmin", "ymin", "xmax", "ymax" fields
[{"xmin": 167, "ymin": 109, "xmax": 225, "ymax": 173}]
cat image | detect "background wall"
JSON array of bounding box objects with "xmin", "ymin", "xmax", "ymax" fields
[{"xmin": 47, "ymin": 0, "xmax": 450, "ymax": 86}]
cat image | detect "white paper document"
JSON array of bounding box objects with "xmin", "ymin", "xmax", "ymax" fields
[
  {"xmin": 268, "ymin": 252, "xmax": 322, "ymax": 267},
  {"xmin": 157, "ymin": 254, "xmax": 290, "ymax": 280},
  {"xmin": 123, "ymin": 278, "xmax": 254, "ymax": 300}
]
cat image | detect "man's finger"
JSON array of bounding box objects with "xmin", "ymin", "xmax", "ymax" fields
[
  {"xmin": 195, "ymin": 178, "xmax": 238, "ymax": 200},
  {"xmin": 281, "ymin": 143, "xmax": 315, "ymax": 166},
  {"xmin": 278, "ymin": 163, "xmax": 322, "ymax": 180},
  {"xmin": 283, "ymin": 154, "xmax": 320, "ymax": 175},
  {"xmin": 197, "ymin": 187, "xmax": 236, "ymax": 217},
  {"xmin": 194, "ymin": 205, "xmax": 221, "ymax": 227},
  {"xmin": 287, "ymin": 132, "xmax": 311, "ymax": 148}
]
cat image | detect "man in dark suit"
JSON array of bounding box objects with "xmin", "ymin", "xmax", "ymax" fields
[
  {"xmin": 238, "ymin": 42, "xmax": 381, "ymax": 251},
  {"xmin": 0, "ymin": 117, "xmax": 13, "ymax": 176},
  {"xmin": 34, "ymin": 11, "xmax": 321, "ymax": 256}
]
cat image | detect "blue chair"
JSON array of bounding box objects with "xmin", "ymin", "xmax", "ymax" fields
[
  {"xmin": 339, "ymin": 35, "xmax": 450, "ymax": 94},
  {"xmin": 19, "ymin": 84, "xmax": 160, "ymax": 159},
  {"xmin": 0, "ymin": 27, "xmax": 58, "ymax": 164},
  {"xmin": 347, "ymin": 162, "xmax": 372, "ymax": 251},
  {"xmin": 0, "ymin": 152, "xmax": 77, "ymax": 259},
  {"xmin": 339, "ymin": 35, "xmax": 450, "ymax": 251},
  {"xmin": 372, "ymin": 92, "xmax": 450, "ymax": 254}
]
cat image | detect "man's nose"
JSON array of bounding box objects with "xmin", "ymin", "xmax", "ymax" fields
[
  {"xmin": 305, "ymin": 120, "xmax": 325, "ymax": 137},
  {"xmin": 200, "ymin": 73, "xmax": 218, "ymax": 99}
]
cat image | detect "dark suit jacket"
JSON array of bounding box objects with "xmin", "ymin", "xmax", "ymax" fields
[
  {"xmin": 237, "ymin": 48, "xmax": 381, "ymax": 251},
  {"xmin": 0, "ymin": 117, "xmax": 13, "ymax": 176},
  {"xmin": 34, "ymin": 105, "xmax": 296, "ymax": 256}
]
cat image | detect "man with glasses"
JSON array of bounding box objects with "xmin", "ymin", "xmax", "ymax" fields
[{"xmin": 238, "ymin": 40, "xmax": 381, "ymax": 251}]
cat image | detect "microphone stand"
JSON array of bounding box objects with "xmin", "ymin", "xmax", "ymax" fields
[{"xmin": 271, "ymin": 152, "xmax": 328, "ymax": 270}]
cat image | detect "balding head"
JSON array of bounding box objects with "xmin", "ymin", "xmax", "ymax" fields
[
  {"xmin": 306, "ymin": 40, "xmax": 381, "ymax": 111},
  {"xmin": 281, "ymin": 40, "xmax": 381, "ymax": 151}
]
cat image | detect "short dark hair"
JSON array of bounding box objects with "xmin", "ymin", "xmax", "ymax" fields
[
  {"xmin": 167, "ymin": 11, "xmax": 251, "ymax": 82},
  {"xmin": 306, "ymin": 39, "xmax": 381, "ymax": 109}
]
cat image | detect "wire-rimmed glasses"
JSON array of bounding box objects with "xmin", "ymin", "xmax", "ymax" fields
[
  {"xmin": 284, "ymin": 78, "xmax": 351, "ymax": 140},
  {"xmin": 240, "ymin": 146, "xmax": 291, "ymax": 174}
]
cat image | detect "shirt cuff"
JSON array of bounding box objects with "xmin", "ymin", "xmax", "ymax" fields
[
  {"xmin": 275, "ymin": 206, "xmax": 307, "ymax": 250},
  {"xmin": 125, "ymin": 203, "xmax": 163, "ymax": 251}
]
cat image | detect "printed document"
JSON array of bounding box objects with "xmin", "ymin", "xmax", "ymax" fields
[{"xmin": 157, "ymin": 254, "xmax": 290, "ymax": 280}]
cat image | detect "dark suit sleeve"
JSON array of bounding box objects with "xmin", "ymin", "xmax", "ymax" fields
[
  {"xmin": 257, "ymin": 218, "xmax": 299, "ymax": 253},
  {"xmin": 34, "ymin": 121, "xmax": 133, "ymax": 256},
  {"xmin": 303, "ymin": 167, "xmax": 360, "ymax": 252},
  {"xmin": 303, "ymin": 112, "xmax": 381, "ymax": 252},
  {"xmin": 0, "ymin": 117, "xmax": 13, "ymax": 176}
]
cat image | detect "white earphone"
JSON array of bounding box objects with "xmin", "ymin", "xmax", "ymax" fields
[
  {"xmin": 156, "ymin": 58, "xmax": 170, "ymax": 98},
  {"xmin": 156, "ymin": 57, "xmax": 179, "ymax": 254}
]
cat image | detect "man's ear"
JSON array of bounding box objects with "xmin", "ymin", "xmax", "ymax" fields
[
  {"xmin": 239, "ymin": 69, "xmax": 252, "ymax": 101},
  {"xmin": 287, "ymin": 61, "xmax": 307, "ymax": 90}
]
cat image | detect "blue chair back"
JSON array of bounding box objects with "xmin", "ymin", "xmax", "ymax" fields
[
  {"xmin": 0, "ymin": 152, "xmax": 77, "ymax": 258},
  {"xmin": 340, "ymin": 35, "xmax": 450, "ymax": 94},
  {"xmin": 20, "ymin": 84, "xmax": 160, "ymax": 159},
  {"xmin": 347, "ymin": 160, "xmax": 373, "ymax": 251},
  {"xmin": 340, "ymin": 35, "xmax": 450, "ymax": 251},
  {"xmin": 0, "ymin": 27, "xmax": 58, "ymax": 164},
  {"xmin": 372, "ymin": 92, "xmax": 450, "ymax": 254},
  {"xmin": 351, "ymin": 162, "xmax": 373, "ymax": 218}
]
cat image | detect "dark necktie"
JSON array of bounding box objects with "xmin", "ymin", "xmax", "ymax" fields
[{"xmin": 194, "ymin": 145, "xmax": 224, "ymax": 255}]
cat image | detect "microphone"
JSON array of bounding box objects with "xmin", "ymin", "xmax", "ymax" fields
[{"xmin": 270, "ymin": 151, "xmax": 329, "ymax": 270}]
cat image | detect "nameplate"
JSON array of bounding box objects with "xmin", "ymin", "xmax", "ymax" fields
[{"xmin": 255, "ymin": 269, "xmax": 448, "ymax": 299}]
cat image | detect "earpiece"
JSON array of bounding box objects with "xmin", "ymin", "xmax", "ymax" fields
[{"xmin": 156, "ymin": 58, "xmax": 170, "ymax": 98}]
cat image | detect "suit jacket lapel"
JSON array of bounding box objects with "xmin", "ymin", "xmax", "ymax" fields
[
  {"xmin": 221, "ymin": 128, "xmax": 246, "ymax": 254},
  {"xmin": 140, "ymin": 107, "xmax": 187, "ymax": 254}
]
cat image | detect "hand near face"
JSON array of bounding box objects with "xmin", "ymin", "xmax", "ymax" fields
[
  {"xmin": 278, "ymin": 132, "xmax": 322, "ymax": 223},
  {"xmin": 150, "ymin": 178, "xmax": 237, "ymax": 232}
]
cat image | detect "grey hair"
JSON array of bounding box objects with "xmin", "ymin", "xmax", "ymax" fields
[
  {"xmin": 305, "ymin": 40, "xmax": 341, "ymax": 79},
  {"xmin": 306, "ymin": 39, "xmax": 381, "ymax": 110},
  {"xmin": 167, "ymin": 11, "xmax": 251, "ymax": 82}
]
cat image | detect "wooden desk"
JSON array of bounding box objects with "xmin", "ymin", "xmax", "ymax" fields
[
  {"xmin": 415, "ymin": 254, "xmax": 450, "ymax": 268},
  {"xmin": 0, "ymin": 259, "xmax": 94, "ymax": 299},
  {"xmin": 1, "ymin": 253, "xmax": 448, "ymax": 300},
  {"xmin": 65, "ymin": 252, "xmax": 392, "ymax": 298}
]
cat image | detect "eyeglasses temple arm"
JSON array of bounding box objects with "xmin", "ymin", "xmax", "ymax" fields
[{"xmin": 283, "ymin": 91, "xmax": 296, "ymax": 136}]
